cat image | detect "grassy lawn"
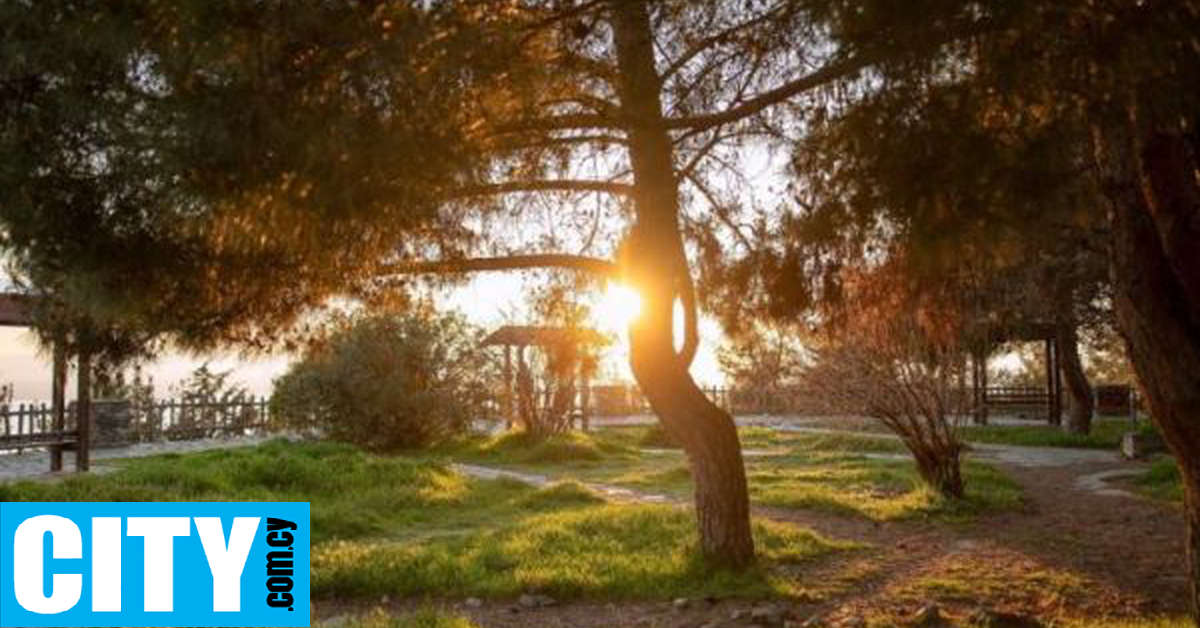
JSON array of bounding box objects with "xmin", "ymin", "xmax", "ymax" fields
[
  {"xmin": 959, "ymin": 418, "xmax": 1152, "ymax": 449},
  {"xmin": 0, "ymin": 440, "xmax": 850, "ymax": 602},
  {"xmin": 445, "ymin": 426, "xmax": 1022, "ymax": 522},
  {"xmin": 1131, "ymin": 455, "xmax": 1183, "ymax": 504}
]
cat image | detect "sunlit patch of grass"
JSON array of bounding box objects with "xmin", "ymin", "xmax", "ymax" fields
[
  {"xmin": 441, "ymin": 427, "xmax": 1020, "ymax": 522},
  {"xmin": 749, "ymin": 454, "xmax": 1021, "ymax": 521},
  {"xmin": 1, "ymin": 440, "xmax": 852, "ymax": 602},
  {"xmin": 1132, "ymin": 455, "xmax": 1182, "ymax": 504},
  {"xmin": 314, "ymin": 502, "xmax": 852, "ymax": 601},
  {"xmin": 886, "ymin": 549, "xmax": 1128, "ymax": 620},
  {"xmin": 445, "ymin": 430, "xmax": 639, "ymax": 466},
  {"xmin": 609, "ymin": 463, "xmax": 693, "ymax": 493}
]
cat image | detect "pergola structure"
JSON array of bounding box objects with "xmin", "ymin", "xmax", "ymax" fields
[
  {"xmin": 969, "ymin": 321, "xmax": 1063, "ymax": 425},
  {"xmin": 0, "ymin": 292, "xmax": 91, "ymax": 471},
  {"xmin": 482, "ymin": 325, "xmax": 605, "ymax": 431}
]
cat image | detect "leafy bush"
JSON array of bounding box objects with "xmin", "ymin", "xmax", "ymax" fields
[{"xmin": 271, "ymin": 311, "xmax": 493, "ymax": 451}]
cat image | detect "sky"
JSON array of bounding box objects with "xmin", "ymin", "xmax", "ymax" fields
[{"xmin": 0, "ymin": 272, "xmax": 730, "ymax": 403}]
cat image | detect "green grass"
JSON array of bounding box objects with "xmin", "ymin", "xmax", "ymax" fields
[
  {"xmin": 0, "ymin": 440, "xmax": 850, "ymax": 601},
  {"xmin": 746, "ymin": 456, "xmax": 1022, "ymax": 522},
  {"xmin": 444, "ymin": 427, "xmax": 1021, "ymax": 522},
  {"xmin": 1132, "ymin": 455, "xmax": 1183, "ymax": 504},
  {"xmin": 960, "ymin": 418, "xmax": 1153, "ymax": 449}
]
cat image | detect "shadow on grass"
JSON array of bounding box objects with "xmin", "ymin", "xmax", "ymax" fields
[{"xmin": 440, "ymin": 428, "xmax": 1023, "ymax": 523}]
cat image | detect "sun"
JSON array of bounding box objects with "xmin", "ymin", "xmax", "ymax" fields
[{"xmin": 594, "ymin": 282, "xmax": 642, "ymax": 331}]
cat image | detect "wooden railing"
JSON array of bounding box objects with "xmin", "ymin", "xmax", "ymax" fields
[
  {"xmin": 0, "ymin": 402, "xmax": 77, "ymax": 452},
  {"xmin": 134, "ymin": 397, "xmax": 273, "ymax": 441},
  {"xmin": 0, "ymin": 397, "xmax": 274, "ymax": 452}
]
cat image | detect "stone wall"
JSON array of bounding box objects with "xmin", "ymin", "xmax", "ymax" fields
[{"xmin": 92, "ymin": 399, "xmax": 135, "ymax": 448}]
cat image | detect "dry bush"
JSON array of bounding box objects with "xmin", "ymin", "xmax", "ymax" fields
[
  {"xmin": 513, "ymin": 339, "xmax": 589, "ymax": 438},
  {"xmin": 803, "ymin": 267, "xmax": 972, "ymax": 498}
]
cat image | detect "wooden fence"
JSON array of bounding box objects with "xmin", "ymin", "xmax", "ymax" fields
[
  {"xmin": 133, "ymin": 397, "xmax": 273, "ymax": 441},
  {"xmin": 0, "ymin": 396, "xmax": 274, "ymax": 451},
  {"xmin": 586, "ymin": 385, "xmax": 824, "ymax": 417},
  {"xmin": 0, "ymin": 402, "xmax": 74, "ymax": 452}
]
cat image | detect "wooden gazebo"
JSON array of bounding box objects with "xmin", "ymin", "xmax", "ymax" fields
[
  {"xmin": 482, "ymin": 325, "xmax": 605, "ymax": 431},
  {"xmin": 969, "ymin": 321, "xmax": 1064, "ymax": 425},
  {"xmin": 0, "ymin": 292, "xmax": 91, "ymax": 471}
]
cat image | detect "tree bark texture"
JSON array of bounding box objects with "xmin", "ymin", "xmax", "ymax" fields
[
  {"xmin": 611, "ymin": 0, "xmax": 755, "ymax": 568},
  {"xmin": 1092, "ymin": 105, "xmax": 1200, "ymax": 620},
  {"xmin": 1056, "ymin": 319, "xmax": 1095, "ymax": 435}
]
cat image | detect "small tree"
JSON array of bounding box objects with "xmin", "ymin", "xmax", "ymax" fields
[
  {"xmin": 718, "ymin": 321, "xmax": 810, "ymax": 415},
  {"xmin": 804, "ymin": 268, "xmax": 971, "ymax": 499},
  {"xmin": 172, "ymin": 364, "xmax": 253, "ymax": 436},
  {"xmin": 271, "ymin": 311, "xmax": 493, "ymax": 452}
]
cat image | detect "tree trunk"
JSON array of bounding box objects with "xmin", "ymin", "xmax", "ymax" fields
[
  {"xmin": 611, "ymin": 0, "xmax": 755, "ymax": 568},
  {"xmin": 1055, "ymin": 319, "xmax": 1094, "ymax": 435},
  {"xmin": 914, "ymin": 450, "xmax": 964, "ymax": 499},
  {"xmin": 1092, "ymin": 107, "xmax": 1200, "ymax": 619},
  {"xmin": 76, "ymin": 344, "xmax": 93, "ymax": 472}
]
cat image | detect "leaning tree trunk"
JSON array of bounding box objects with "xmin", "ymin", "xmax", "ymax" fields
[
  {"xmin": 1093, "ymin": 107, "xmax": 1200, "ymax": 619},
  {"xmin": 1055, "ymin": 318, "xmax": 1094, "ymax": 435},
  {"xmin": 611, "ymin": 0, "xmax": 755, "ymax": 567}
]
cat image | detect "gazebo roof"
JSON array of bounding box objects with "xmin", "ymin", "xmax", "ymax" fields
[
  {"xmin": 0, "ymin": 293, "xmax": 33, "ymax": 328},
  {"xmin": 482, "ymin": 325, "xmax": 606, "ymax": 348}
]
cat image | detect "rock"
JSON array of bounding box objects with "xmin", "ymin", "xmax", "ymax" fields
[
  {"xmin": 910, "ymin": 604, "xmax": 942, "ymax": 626},
  {"xmin": 464, "ymin": 597, "xmax": 483, "ymax": 608},
  {"xmin": 731, "ymin": 609, "xmax": 750, "ymax": 621},
  {"xmin": 674, "ymin": 597, "xmax": 691, "ymax": 610},
  {"xmin": 320, "ymin": 615, "xmax": 350, "ymax": 628},
  {"xmin": 518, "ymin": 593, "xmax": 556, "ymax": 608},
  {"xmin": 1121, "ymin": 431, "xmax": 1167, "ymax": 459},
  {"xmin": 750, "ymin": 604, "xmax": 788, "ymax": 626},
  {"xmin": 967, "ymin": 609, "xmax": 1043, "ymax": 628},
  {"xmin": 379, "ymin": 595, "xmax": 390, "ymax": 605}
]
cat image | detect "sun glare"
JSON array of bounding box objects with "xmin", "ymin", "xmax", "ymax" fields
[{"xmin": 595, "ymin": 282, "xmax": 642, "ymax": 331}]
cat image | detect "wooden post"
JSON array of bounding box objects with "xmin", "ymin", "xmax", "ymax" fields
[
  {"xmin": 972, "ymin": 345, "xmax": 989, "ymax": 425},
  {"xmin": 503, "ymin": 345, "xmax": 513, "ymax": 430},
  {"xmin": 1045, "ymin": 338, "xmax": 1062, "ymax": 425},
  {"xmin": 580, "ymin": 370, "xmax": 591, "ymax": 432},
  {"xmin": 76, "ymin": 344, "xmax": 92, "ymax": 472},
  {"xmin": 49, "ymin": 340, "xmax": 67, "ymax": 472}
]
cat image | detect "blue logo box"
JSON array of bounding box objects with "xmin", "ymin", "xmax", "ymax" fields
[{"xmin": 0, "ymin": 502, "xmax": 310, "ymax": 627}]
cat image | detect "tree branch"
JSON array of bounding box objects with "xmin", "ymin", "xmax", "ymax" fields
[
  {"xmin": 449, "ymin": 179, "xmax": 633, "ymax": 199},
  {"xmin": 661, "ymin": 5, "xmax": 789, "ymax": 81},
  {"xmin": 495, "ymin": 112, "xmax": 619, "ymax": 134},
  {"xmin": 664, "ymin": 51, "xmax": 876, "ymax": 132},
  {"xmin": 380, "ymin": 254, "xmax": 618, "ymax": 279},
  {"xmin": 677, "ymin": 270, "xmax": 699, "ymax": 368}
]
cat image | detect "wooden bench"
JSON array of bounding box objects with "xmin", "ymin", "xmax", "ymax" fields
[{"xmin": 0, "ymin": 430, "xmax": 82, "ymax": 472}]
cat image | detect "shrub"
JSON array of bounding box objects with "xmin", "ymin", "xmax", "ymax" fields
[
  {"xmin": 271, "ymin": 311, "xmax": 493, "ymax": 451},
  {"xmin": 802, "ymin": 269, "xmax": 970, "ymax": 499}
]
